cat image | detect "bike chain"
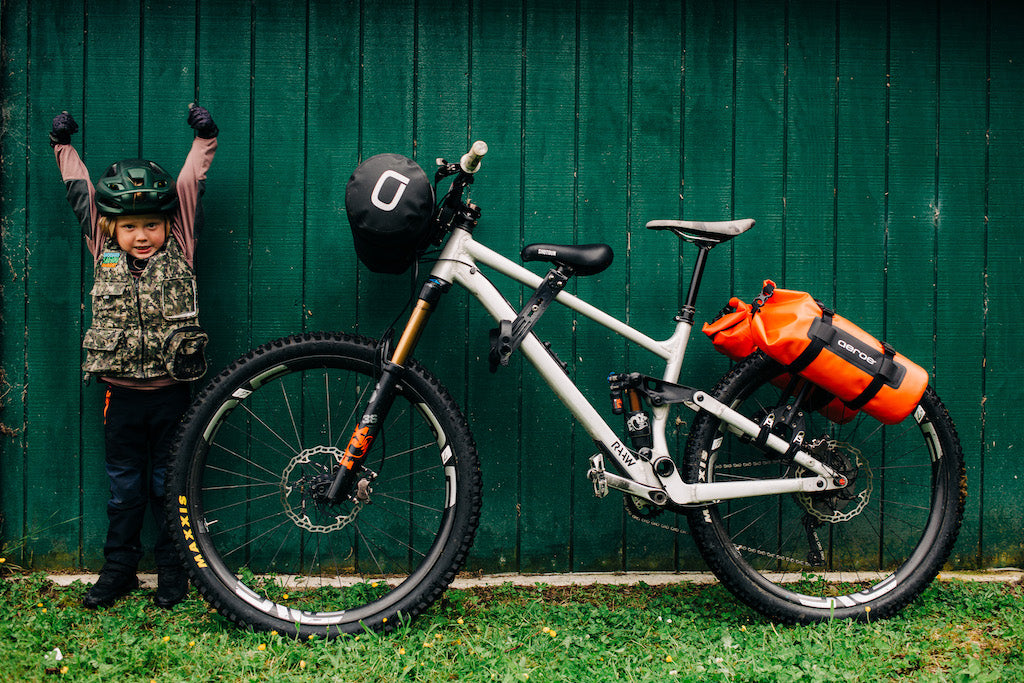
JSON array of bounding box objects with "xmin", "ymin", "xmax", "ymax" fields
[
  {"xmin": 624, "ymin": 496, "xmax": 690, "ymax": 535},
  {"xmin": 623, "ymin": 495, "xmax": 810, "ymax": 568}
]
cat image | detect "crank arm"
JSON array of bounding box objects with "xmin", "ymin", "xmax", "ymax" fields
[
  {"xmin": 587, "ymin": 453, "xmax": 669, "ymax": 505},
  {"xmin": 601, "ymin": 471, "xmax": 670, "ymax": 504}
]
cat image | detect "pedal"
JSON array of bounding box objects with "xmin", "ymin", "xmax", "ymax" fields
[{"xmin": 587, "ymin": 454, "xmax": 609, "ymax": 498}]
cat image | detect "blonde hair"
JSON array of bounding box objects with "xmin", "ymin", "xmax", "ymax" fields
[{"xmin": 99, "ymin": 214, "xmax": 171, "ymax": 240}]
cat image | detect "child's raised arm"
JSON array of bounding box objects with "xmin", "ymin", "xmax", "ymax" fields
[
  {"xmin": 51, "ymin": 111, "xmax": 103, "ymax": 257},
  {"xmin": 172, "ymin": 104, "xmax": 219, "ymax": 266}
]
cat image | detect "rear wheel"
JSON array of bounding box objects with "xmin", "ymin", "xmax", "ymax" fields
[
  {"xmin": 683, "ymin": 352, "xmax": 965, "ymax": 622},
  {"xmin": 166, "ymin": 333, "xmax": 481, "ymax": 637}
]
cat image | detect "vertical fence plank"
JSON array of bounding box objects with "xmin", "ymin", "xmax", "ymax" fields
[
  {"xmin": 305, "ymin": 0, "xmax": 360, "ymax": 333},
  {"xmin": 194, "ymin": 1, "xmax": 252, "ymax": 374},
  {"xmin": 575, "ymin": 0, "xmax": 631, "ymax": 572},
  {"xmin": 983, "ymin": 1, "xmax": 1024, "ymax": 567},
  {"xmin": 784, "ymin": 0, "xmax": 837, "ymax": 294},
  {"xmin": 936, "ymin": 0, "xmax": 988, "ymax": 567},
  {"xmin": 680, "ymin": 0, "xmax": 735, "ymax": 392},
  {"xmin": 835, "ymin": 1, "xmax": 887, "ymax": 343},
  {"xmin": 886, "ymin": 1, "xmax": 938, "ymax": 363},
  {"xmin": 512, "ymin": 3, "xmax": 583, "ymax": 572},
  {"xmin": 627, "ymin": 0, "xmax": 686, "ymax": 571},
  {"xmin": 250, "ymin": 0, "xmax": 306, "ymax": 345},
  {"xmin": 733, "ymin": 0, "xmax": 785, "ymax": 296},
  {"xmin": 26, "ymin": 1, "xmax": 89, "ymax": 566},
  {"xmin": 0, "ymin": 0, "xmax": 30, "ymax": 562}
]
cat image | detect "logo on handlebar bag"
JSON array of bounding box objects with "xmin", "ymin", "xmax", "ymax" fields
[{"xmin": 370, "ymin": 170, "xmax": 412, "ymax": 212}]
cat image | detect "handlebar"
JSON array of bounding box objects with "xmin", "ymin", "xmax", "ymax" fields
[
  {"xmin": 431, "ymin": 141, "xmax": 489, "ymax": 235},
  {"xmin": 460, "ymin": 140, "xmax": 488, "ymax": 173}
]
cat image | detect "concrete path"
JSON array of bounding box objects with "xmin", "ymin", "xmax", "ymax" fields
[{"xmin": 47, "ymin": 568, "xmax": 1023, "ymax": 589}]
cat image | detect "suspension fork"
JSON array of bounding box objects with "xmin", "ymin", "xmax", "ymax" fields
[{"xmin": 325, "ymin": 277, "xmax": 451, "ymax": 504}]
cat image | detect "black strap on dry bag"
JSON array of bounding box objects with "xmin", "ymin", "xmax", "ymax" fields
[
  {"xmin": 845, "ymin": 341, "xmax": 899, "ymax": 410},
  {"xmin": 787, "ymin": 307, "xmax": 906, "ymax": 410},
  {"xmin": 787, "ymin": 305, "xmax": 835, "ymax": 375}
]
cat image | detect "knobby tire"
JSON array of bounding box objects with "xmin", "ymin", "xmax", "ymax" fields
[
  {"xmin": 165, "ymin": 332, "xmax": 482, "ymax": 638},
  {"xmin": 683, "ymin": 352, "xmax": 965, "ymax": 622}
]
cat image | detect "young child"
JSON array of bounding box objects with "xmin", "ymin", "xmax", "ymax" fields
[{"xmin": 50, "ymin": 105, "xmax": 218, "ymax": 609}]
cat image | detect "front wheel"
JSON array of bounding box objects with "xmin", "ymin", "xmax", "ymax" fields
[
  {"xmin": 165, "ymin": 332, "xmax": 482, "ymax": 637},
  {"xmin": 683, "ymin": 352, "xmax": 965, "ymax": 622}
]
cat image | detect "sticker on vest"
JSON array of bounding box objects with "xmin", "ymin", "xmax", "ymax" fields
[{"xmin": 100, "ymin": 252, "xmax": 121, "ymax": 268}]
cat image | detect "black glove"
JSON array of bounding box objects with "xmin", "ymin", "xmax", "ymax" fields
[
  {"xmin": 50, "ymin": 111, "xmax": 78, "ymax": 147},
  {"xmin": 187, "ymin": 104, "xmax": 219, "ymax": 139}
]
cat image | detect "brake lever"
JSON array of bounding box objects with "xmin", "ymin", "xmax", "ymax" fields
[{"xmin": 434, "ymin": 159, "xmax": 461, "ymax": 183}]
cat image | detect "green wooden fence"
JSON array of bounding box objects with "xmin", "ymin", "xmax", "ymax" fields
[{"xmin": 1, "ymin": 0, "xmax": 1021, "ymax": 574}]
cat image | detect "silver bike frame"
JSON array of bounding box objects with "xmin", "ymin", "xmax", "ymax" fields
[{"xmin": 429, "ymin": 227, "xmax": 845, "ymax": 506}]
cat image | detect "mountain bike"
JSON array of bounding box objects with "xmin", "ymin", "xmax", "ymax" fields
[{"xmin": 166, "ymin": 142, "xmax": 965, "ymax": 638}]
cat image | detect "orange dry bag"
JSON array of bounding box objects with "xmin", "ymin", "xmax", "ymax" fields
[
  {"xmin": 703, "ymin": 295, "xmax": 858, "ymax": 424},
  {"xmin": 702, "ymin": 298, "xmax": 757, "ymax": 361},
  {"xmin": 748, "ymin": 280, "xmax": 928, "ymax": 425}
]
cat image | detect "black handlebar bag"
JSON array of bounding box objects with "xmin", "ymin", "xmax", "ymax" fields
[{"xmin": 345, "ymin": 154, "xmax": 435, "ymax": 274}]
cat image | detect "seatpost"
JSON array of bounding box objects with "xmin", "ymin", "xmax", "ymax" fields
[{"xmin": 676, "ymin": 245, "xmax": 712, "ymax": 324}]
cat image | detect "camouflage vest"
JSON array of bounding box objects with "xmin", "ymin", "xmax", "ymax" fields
[{"xmin": 82, "ymin": 239, "xmax": 208, "ymax": 381}]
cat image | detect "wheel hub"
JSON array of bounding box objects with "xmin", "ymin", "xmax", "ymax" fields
[{"xmin": 795, "ymin": 438, "xmax": 872, "ymax": 523}]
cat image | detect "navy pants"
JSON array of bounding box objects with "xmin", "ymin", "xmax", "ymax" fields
[{"xmin": 101, "ymin": 383, "xmax": 191, "ymax": 574}]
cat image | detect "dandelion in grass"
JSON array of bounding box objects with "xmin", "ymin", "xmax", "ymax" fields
[
  {"xmin": 398, "ymin": 648, "xmax": 406, "ymax": 655},
  {"xmin": 299, "ymin": 660, "xmax": 307, "ymax": 670},
  {"xmin": 665, "ymin": 655, "xmax": 674, "ymax": 663},
  {"xmin": 162, "ymin": 636, "xmax": 170, "ymax": 643},
  {"xmin": 257, "ymin": 643, "xmax": 267, "ymax": 651}
]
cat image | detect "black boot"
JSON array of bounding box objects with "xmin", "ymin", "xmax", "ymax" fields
[
  {"xmin": 154, "ymin": 566, "xmax": 189, "ymax": 609},
  {"xmin": 83, "ymin": 570, "xmax": 139, "ymax": 609}
]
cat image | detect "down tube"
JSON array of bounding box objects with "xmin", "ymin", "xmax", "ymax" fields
[{"xmin": 450, "ymin": 264, "xmax": 662, "ymax": 488}]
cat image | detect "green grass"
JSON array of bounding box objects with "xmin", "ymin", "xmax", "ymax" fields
[{"xmin": 0, "ymin": 572, "xmax": 1020, "ymax": 682}]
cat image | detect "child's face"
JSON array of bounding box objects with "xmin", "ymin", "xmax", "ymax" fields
[{"xmin": 114, "ymin": 214, "xmax": 168, "ymax": 259}]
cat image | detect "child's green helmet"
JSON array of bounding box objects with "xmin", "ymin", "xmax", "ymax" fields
[{"xmin": 95, "ymin": 159, "xmax": 178, "ymax": 215}]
